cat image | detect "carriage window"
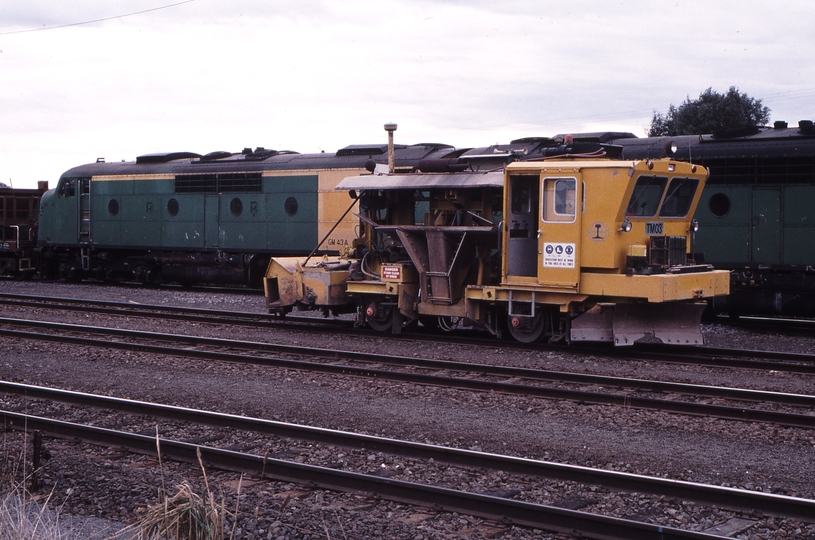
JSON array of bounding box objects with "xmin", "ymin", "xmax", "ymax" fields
[
  {"xmin": 542, "ymin": 177, "xmax": 576, "ymax": 222},
  {"xmin": 626, "ymin": 175, "xmax": 667, "ymax": 217},
  {"xmin": 659, "ymin": 177, "xmax": 699, "ymax": 217}
]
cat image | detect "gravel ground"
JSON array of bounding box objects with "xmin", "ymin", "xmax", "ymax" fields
[{"xmin": 1, "ymin": 280, "xmax": 815, "ymax": 539}]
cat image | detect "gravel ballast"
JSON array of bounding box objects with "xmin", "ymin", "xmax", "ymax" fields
[{"xmin": 1, "ymin": 280, "xmax": 814, "ymax": 539}]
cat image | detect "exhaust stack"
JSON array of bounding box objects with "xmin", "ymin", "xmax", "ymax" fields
[{"xmin": 384, "ymin": 123, "xmax": 397, "ymax": 173}]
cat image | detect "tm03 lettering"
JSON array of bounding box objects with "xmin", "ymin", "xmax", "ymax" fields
[{"xmin": 645, "ymin": 222, "xmax": 664, "ymax": 236}]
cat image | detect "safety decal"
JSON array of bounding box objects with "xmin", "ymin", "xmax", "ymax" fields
[
  {"xmin": 587, "ymin": 222, "xmax": 609, "ymax": 241},
  {"xmin": 543, "ymin": 242, "xmax": 575, "ymax": 268}
]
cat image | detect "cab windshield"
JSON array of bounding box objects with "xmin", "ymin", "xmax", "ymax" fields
[
  {"xmin": 625, "ymin": 175, "xmax": 666, "ymax": 217},
  {"xmin": 658, "ymin": 177, "xmax": 699, "ymax": 217}
]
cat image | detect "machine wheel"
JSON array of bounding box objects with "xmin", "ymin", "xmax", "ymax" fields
[
  {"xmin": 365, "ymin": 300, "xmax": 393, "ymax": 332},
  {"xmin": 506, "ymin": 310, "xmax": 546, "ymax": 343}
]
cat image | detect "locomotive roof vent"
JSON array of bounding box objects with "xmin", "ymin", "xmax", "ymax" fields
[
  {"xmin": 244, "ymin": 147, "xmax": 280, "ymax": 160},
  {"xmin": 799, "ymin": 120, "xmax": 814, "ymax": 134},
  {"xmin": 710, "ymin": 125, "xmax": 760, "ymax": 140},
  {"xmin": 200, "ymin": 151, "xmax": 233, "ymax": 161},
  {"xmin": 136, "ymin": 152, "xmax": 201, "ymax": 164},
  {"xmin": 774, "ymin": 120, "xmax": 788, "ymax": 129},
  {"xmin": 336, "ymin": 144, "xmax": 406, "ymax": 157}
]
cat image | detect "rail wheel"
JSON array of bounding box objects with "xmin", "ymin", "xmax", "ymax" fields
[
  {"xmin": 506, "ymin": 310, "xmax": 546, "ymax": 343},
  {"xmin": 364, "ymin": 300, "xmax": 393, "ymax": 332}
]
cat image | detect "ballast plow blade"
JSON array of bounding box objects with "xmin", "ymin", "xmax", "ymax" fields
[{"xmin": 571, "ymin": 303, "xmax": 707, "ymax": 346}]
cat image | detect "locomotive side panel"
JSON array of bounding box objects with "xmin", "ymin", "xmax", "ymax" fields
[
  {"xmin": 781, "ymin": 185, "xmax": 815, "ymax": 265},
  {"xmin": 39, "ymin": 179, "xmax": 80, "ymax": 245},
  {"xmin": 318, "ymin": 169, "xmax": 361, "ymax": 252},
  {"xmin": 92, "ymin": 177, "xmax": 167, "ymax": 248},
  {"xmin": 750, "ymin": 188, "xmax": 782, "ymax": 265},
  {"xmin": 217, "ymin": 192, "xmax": 263, "ymax": 249},
  {"xmin": 695, "ymin": 185, "xmax": 752, "ymax": 267},
  {"xmin": 259, "ymin": 174, "xmax": 318, "ymax": 253},
  {"xmin": 162, "ymin": 193, "xmax": 209, "ymax": 249}
]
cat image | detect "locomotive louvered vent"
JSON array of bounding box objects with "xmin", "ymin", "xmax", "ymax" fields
[
  {"xmin": 706, "ymin": 157, "xmax": 815, "ymax": 185},
  {"xmin": 175, "ymin": 173, "xmax": 262, "ymax": 193}
]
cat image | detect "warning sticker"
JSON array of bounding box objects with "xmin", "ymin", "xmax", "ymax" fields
[
  {"xmin": 381, "ymin": 265, "xmax": 402, "ymax": 280},
  {"xmin": 543, "ymin": 242, "xmax": 575, "ymax": 268}
]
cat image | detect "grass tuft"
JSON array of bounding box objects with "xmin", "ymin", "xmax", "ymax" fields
[
  {"xmin": 0, "ymin": 486, "xmax": 63, "ymax": 540},
  {"xmin": 122, "ymin": 481, "xmax": 227, "ymax": 540}
]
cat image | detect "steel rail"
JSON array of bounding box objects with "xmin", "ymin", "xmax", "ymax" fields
[
  {"xmin": 3, "ymin": 390, "xmax": 814, "ymax": 524},
  {"xmin": 2, "ymin": 316, "xmax": 815, "ymax": 409},
  {"xmin": 0, "ymin": 293, "xmax": 343, "ymax": 328},
  {"xmin": 2, "ymin": 321, "xmax": 815, "ymax": 429},
  {"xmin": 0, "ymin": 411, "xmax": 727, "ymax": 540},
  {"xmin": 715, "ymin": 314, "xmax": 815, "ymax": 335}
]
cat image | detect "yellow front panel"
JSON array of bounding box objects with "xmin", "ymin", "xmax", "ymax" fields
[{"xmin": 578, "ymin": 166, "xmax": 632, "ymax": 269}]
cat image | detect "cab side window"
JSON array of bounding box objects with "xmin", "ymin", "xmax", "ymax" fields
[{"xmin": 543, "ymin": 177, "xmax": 576, "ymax": 222}]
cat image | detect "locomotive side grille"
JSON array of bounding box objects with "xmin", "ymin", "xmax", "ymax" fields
[
  {"xmin": 175, "ymin": 173, "xmax": 262, "ymax": 193},
  {"xmin": 707, "ymin": 156, "xmax": 815, "ymax": 185}
]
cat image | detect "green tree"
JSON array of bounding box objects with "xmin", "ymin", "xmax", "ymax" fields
[{"xmin": 648, "ymin": 87, "xmax": 770, "ymax": 136}]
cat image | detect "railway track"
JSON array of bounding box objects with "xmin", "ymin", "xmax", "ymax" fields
[
  {"xmin": 3, "ymin": 382, "xmax": 814, "ymax": 539},
  {"xmin": 716, "ymin": 313, "xmax": 815, "ymax": 336},
  {"xmin": 2, "ymin": 292, "xmax": 813, "ymax": 371},
  {"xmin": 3, "ymin": 284, "xmax": 815, "ymax": 538},
  {"xmin": 2, "ymin": 316, "xmax": 815, "ymax": 429}
]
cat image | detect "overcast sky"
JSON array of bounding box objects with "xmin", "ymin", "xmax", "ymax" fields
[{"xmin": 1, "ymin": 0, "xmax": 813, "ymax": 188}]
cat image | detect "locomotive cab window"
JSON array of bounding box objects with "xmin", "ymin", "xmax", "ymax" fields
[
  {"xmin": 58, "ymin": 178, "xmax": 76, "ymax": 197},
  {"xmin": 626, "ymin": 175, "xmax": 667, "ymax": 217},
  {"xmin": 542, "ymin": 177, "xmax": 576, "ymax": 222},
  {"xmin": 659, "ymin": 177, "xmax": 699, "ymax": 218}
]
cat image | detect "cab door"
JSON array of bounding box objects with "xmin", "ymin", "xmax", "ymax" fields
[
  {"xmin": 505, "ymin": 174, "xmax": 540, "ymax": 278},
  {"xmin": 538, "ymin": 176, "xmax": 581, "ymax": 289},
  {"xmin": 205, "ymin": 195, "xmax": 219, "ymax": 248},
  {"xmin": 751, "ymin": 188, "xmax": 781, "ymax": 265}
]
